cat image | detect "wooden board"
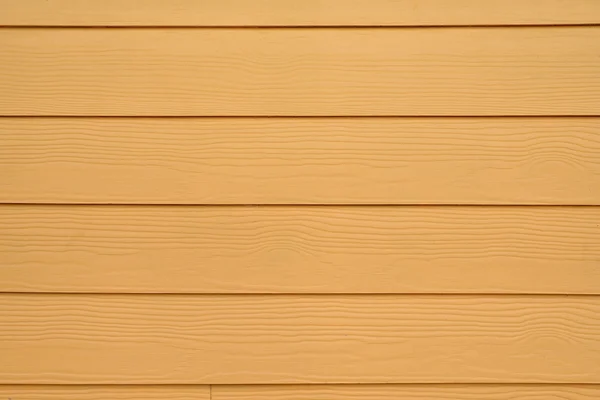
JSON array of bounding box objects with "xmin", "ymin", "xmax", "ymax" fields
[
  {"xmin": 0, "ymin": 385, "xmax": 598, "ymax": 400},
  {"xmin": 1, "ymin": 0, "xmax": 599, "ymax": 26},
  {"xmin": 1, "ymin": 385, "xmax": 598, "ymax": 400},
  {"xmin": 0, "ymin": 386, "xmax": 210, "ymax": 400},
  {"xmin": 1, "ymin": 28, "xmax": 598, "ymax": 116},
  {"xmin": 2, "ymin": 205, "xmax": 599, "ymax": 294},
  {"xmin": 1, "ymin": 294, "xmax": 599, "ymax": 383},
  {"xmin": 2, "ymin": 118, "xmax": 600, "ymax": 204},
  {"xmin": 213, "ymin": 384, "xmax": 600, "ymax": 400}
]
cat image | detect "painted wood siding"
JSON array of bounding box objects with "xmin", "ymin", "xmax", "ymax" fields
[
  {"xmin": 2, "ymin": 118, "xmax": 600, "ymax": 204},
  {"xmin": 3, "ymin": 294, "xmax": 600, "ymax": 383},
  {"xmin": 1, "ymin": 28, "xmax": 599, "ymax": 116},
  {"xmin": 2, "ymin": 205, "xmax": 599, "ymax": 294},
  {"xmin": 2, "ymin": 0, "xmax": 599, "ymax": 26},
  {"xmin": 0, "ymin": 1, "xmax": 598, "ymax": 399}
]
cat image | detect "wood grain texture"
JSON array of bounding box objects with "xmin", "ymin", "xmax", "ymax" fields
[
  {"xmin": 2, "ymin": 118, "xmax": 600, "ymax": 204},
  {"xmin": 1, "ymin": 294, "xmax": 599, "ymax": 383},
  {"xmin": 1, "ymin": 205, "xmax": 599, "ymax": 294},
  {"xmin": 0, "ymin": 385, "xmax": 210, "ymax": 400},
  {"xmin": 1, "ymin": 28, "xmax": 599, "ymax": 116},
  {"xmin": 0, "ymin": 385, "xmax": 598, "ymax": 400},
  {"xmin": 1, "ymin": 0, "xmax": 599, "ymax": 26},
  {"xmin": 1, "ymin": 385, "xmax": 599, "ymax": 400},
  {"xmin": 214, "ymin": 384, "xmax": 600, "ymax": 400}
]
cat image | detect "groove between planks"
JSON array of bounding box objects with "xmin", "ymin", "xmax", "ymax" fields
[
  {"xmin": 0, "ymin": 28, "xmax": 598, "ymax": 116},
  {"xmin": 1, "ymin": 205, "xmax": 599, "ymax": 294},
  {"xmin": 1, "ymin": 0, "xmax": 599, "ymax": 26}
]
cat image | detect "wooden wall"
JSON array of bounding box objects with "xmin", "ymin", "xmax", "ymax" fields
[{"xmin": 1, "ymin": 1, "xmax": 599, "ymax": 399}]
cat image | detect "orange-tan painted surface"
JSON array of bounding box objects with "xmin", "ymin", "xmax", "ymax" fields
[
  {"xmin": 1, "ymin": 205, "xmax": 599, "ymax": 294},
  {"xmin": 1, "ymin": 28, "xmax": 599, "ymax": 116},
  {"xmin": 1, "ymin": 118, "xmax": 599, "ymax": 204},
  {"xmin": 0, "ymin": 1, "xmax": 598, "ymax": 398},
  {"xmin": 1, "ymin": 0, "xmax": 600, "ymax": 26}
]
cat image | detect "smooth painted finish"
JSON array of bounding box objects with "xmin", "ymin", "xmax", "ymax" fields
[
  {"xmin": 1, "ymin": 0, "xmax": 599, "ymax": 26},
  {"xmin": 2, "ymin": 118, "xmax": 599, "ymax": 204},
  {"xmin": 1, "ymin": 294, "xmax": 599, "ymax": 383},
  {"xmin": 214, "ymin": 384, "xmax": 600, "ymax": 400},
  {"xmin": 1, "ymin": 28, "xmax": 599, "ymax": 116},
  {"xmin": 0, "ymin": 386, "xmax": 210, "ymax": 400},
  {"xmin": 2, "ymin": 205, "xmax": 599, "ymax": 294}
]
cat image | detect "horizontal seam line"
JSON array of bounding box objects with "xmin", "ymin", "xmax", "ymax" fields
[
  {"xmin": 0, "ymin": 293, "xmax": 599, "ymax": 296},
  {"xmin": 0, "ymin": 204, "xmax": 599, "ymax": 207},
  {"xmin": 1, "ymin": 383, "xmax": 600, "ymax": 387},
  {"xmin": 1, "ymin": 115, "xmax": 600, "ymax": 119},
  {"xmin": 1, "ymin": 24, "xmax": 599, "ymax": 29}
]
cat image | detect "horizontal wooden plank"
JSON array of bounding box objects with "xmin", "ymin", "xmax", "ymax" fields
[
  {"xmin": 0, "ymin": 385, "xmax": 210, "ymax": 400},
  {"xmin": 214, "ymin": 384, "xmax": 600, "ymax": 400},
  {"xmin": 1, "ymin": 206, "xmax": 599, "ymax": 294},
  {"xmin": 1, "ymin": 294, "xmax": 599, "ymax": 383},
  {"xmin": 0, "ymin": 28, "xmax": 598, "ymax": 116},
  {"xmin": 2, "ymin": 118, "xmax": 600, "ymax": 204},
  {"xmin": 1, "ymin": 0, "xmax": 599, "ymax": 26},
  {"xmin": 0, "ymin": 385, "xmax": 598, "ymax": 400},
  {"xmin": 1, "ymin": 385, "xmax": 598, "ymax": 400}
]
